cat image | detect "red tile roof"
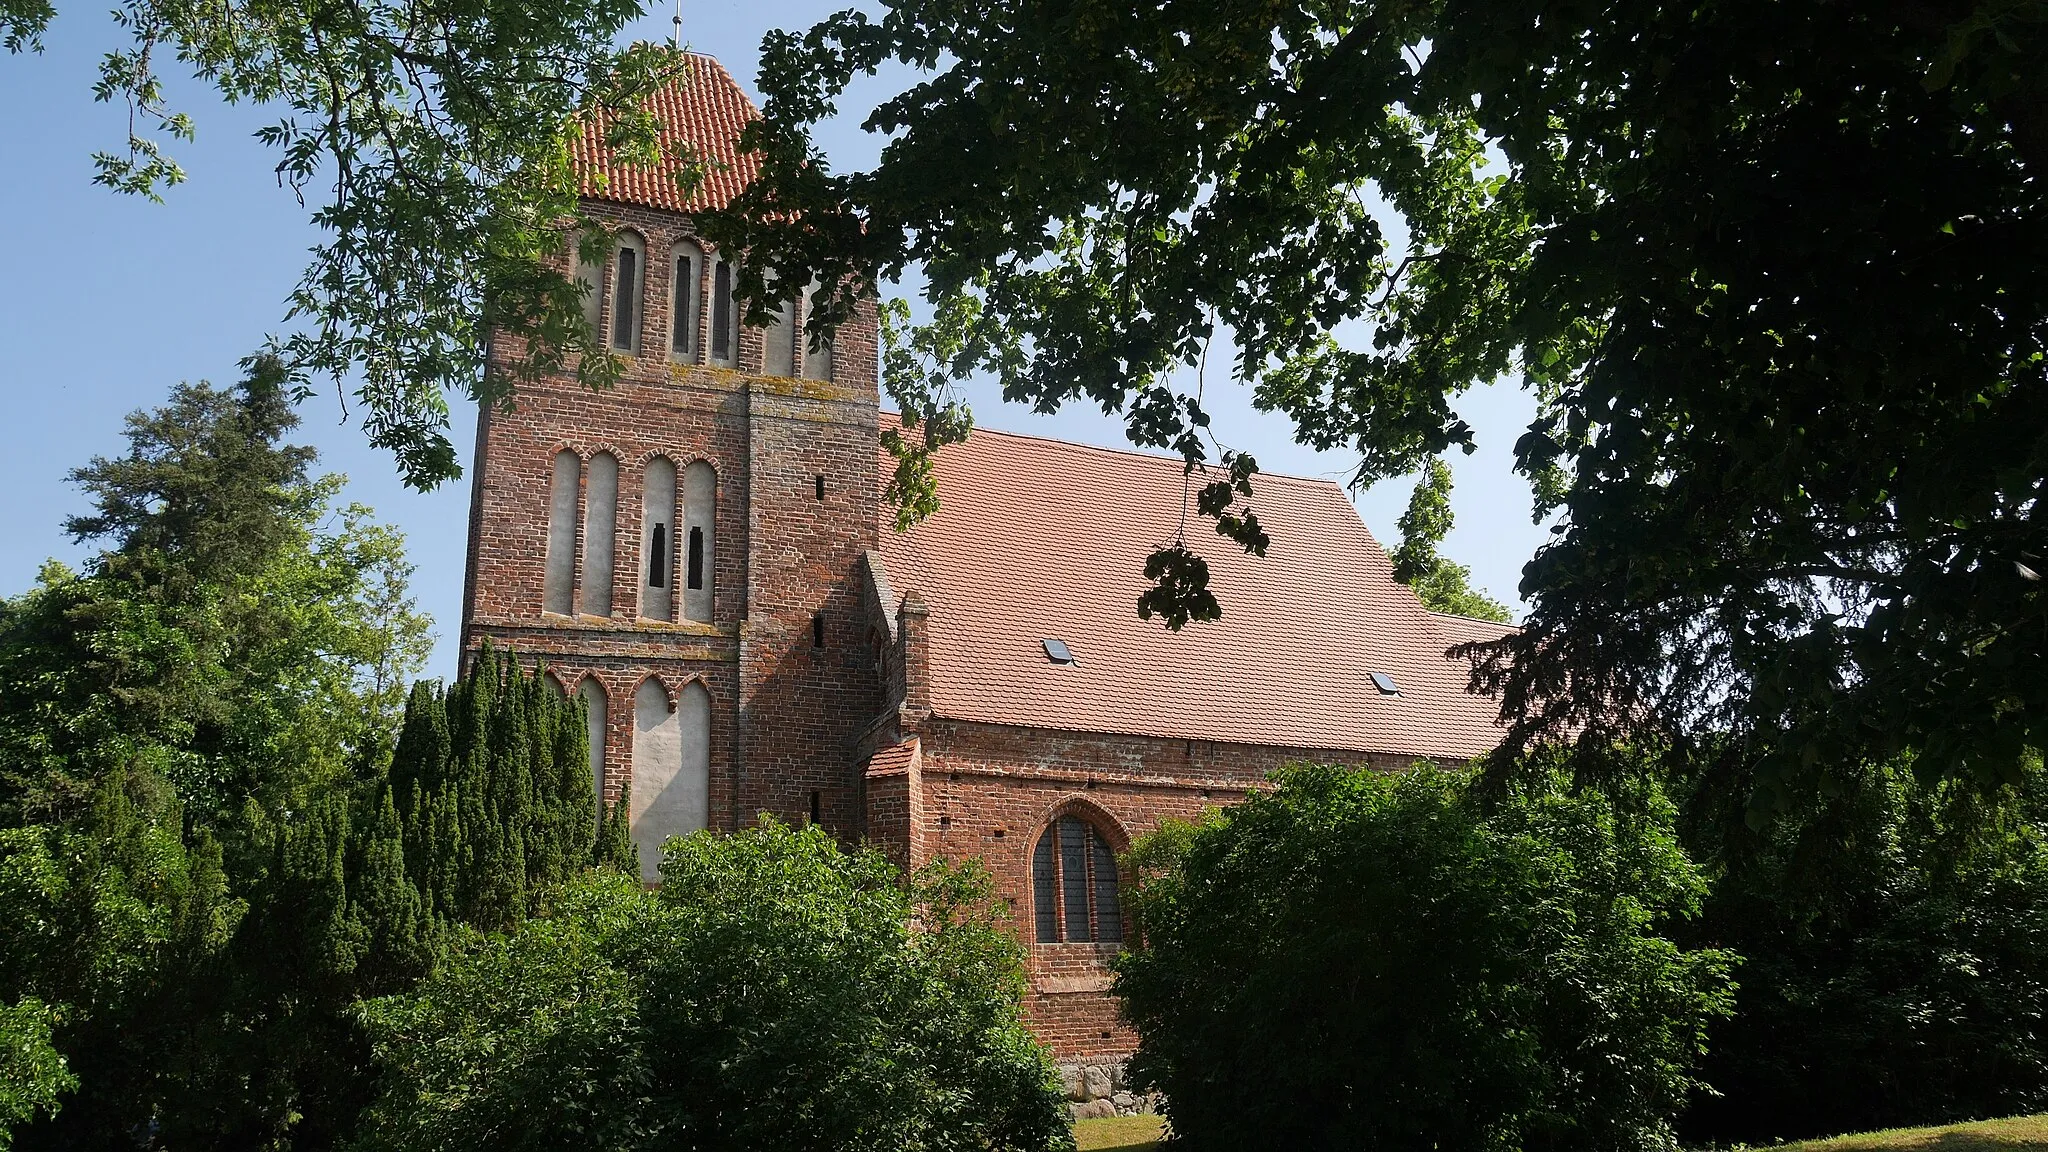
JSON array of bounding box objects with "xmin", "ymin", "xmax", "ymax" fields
[
  {"xmin": 1430, "ymin": 611, "xmax": 1519, "ymax": 651},
  {"xmin": 574, "ymin": 52, "xmax": 760, "ymax": 214},
  {"xmin": 875, "ymin": 423, "xmax": 1512, "ymax": 760},
  {"xmin": 864, "ymin": 737, "xmax": 921, "ymax": 778}
]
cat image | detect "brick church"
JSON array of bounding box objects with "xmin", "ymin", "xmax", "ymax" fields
[{"xmin": 459, "ymin": 53, "xmax": 1511, "ymax": 1081}]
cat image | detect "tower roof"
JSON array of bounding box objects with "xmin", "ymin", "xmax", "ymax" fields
[
  {"xmin": 574, "ymin": 52, "xmax": 760, "ymax": 214},
  {"xmin": 875, "ymin": 423, "xmax": 1513, "ymax": 760}
]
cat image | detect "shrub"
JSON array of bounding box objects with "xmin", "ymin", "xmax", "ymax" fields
[
  {"xmin": 354, "ymin": 819, "xmax": 1071, "ymax": 1152},
  {"xmin": 1673, "ymin": 753, "xmax": 2048, "ymax": 1143},
  {"xmin": 1115, "ymin": 762, "xmax": 1736, "ymax": 1152}
]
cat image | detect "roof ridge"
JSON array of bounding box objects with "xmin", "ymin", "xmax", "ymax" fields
[
  {"xmin": 1428, "ymin": 610, "xmax": 1520, "ymax": 627},
  {"xmin": 880, "ymin": 411, "xmax": 1355, "ymax": 492}
]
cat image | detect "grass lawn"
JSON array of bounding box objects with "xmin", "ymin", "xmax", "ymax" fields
[
  {"xmin": 1763, "ymin": 1114, "xmax": 2048, "ymax": 1151},
  {"xmin": 1069, "ymin": 1112, "xmax": 2048, "ymax": 1151},
  {"xmin": 1072, "ymin": 1113, "xmax": 1164, "ymax": 1151}
]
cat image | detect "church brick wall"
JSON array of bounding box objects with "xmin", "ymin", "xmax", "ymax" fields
[{"xmin": 898, "ymin": 717, "xmax": 1424, "ymax": 1060}]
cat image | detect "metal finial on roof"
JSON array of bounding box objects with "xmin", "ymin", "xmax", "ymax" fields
[{"xmin": 671, "ymin": 0, "xmax": 682, "ymax": 48}]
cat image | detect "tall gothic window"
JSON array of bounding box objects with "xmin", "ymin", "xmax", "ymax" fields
[
  {"xmin": 800, "ymin": 279, "xmax": 834, "ymax": 381},
  {"xmin": 681, "ymin": 460, "xmax": 716, "ymax": 622},
  {"xmin": 1031, "ymin": 816, "xmax": 1123, "ymax": 944},
  {"xmin": 610, "ymin": 233, "xmax": 644, "ymax": 352},
  {"xmin": 641, "ymin": 456, "xmax": 677, "ymax": 621},
  {"xmin": 575, "ymin": 235, "xmax": 604, "ymax": 340},
  {"xmin": 544, "ymin": 450, "xmax": 580, "ymax": 615},
  {"xmin": 579, "ymin": 451, "xmax": 618, "ymax": 618},
  {"xmin": 671, "ymin": 241, "xmax": 702, "ymax": 359},
  {"xmin": 709, "ymin": 258, "xmax": 737, "ymax": 366},
  {"xmin": 763, "ymin": 269, "xmax": 798, "ymax": 377}
]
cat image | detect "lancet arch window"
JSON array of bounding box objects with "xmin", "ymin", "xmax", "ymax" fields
[
  {"xmin": 579, "ymin": 451, "xmax": 618, "ymax": 618},
  {"xmin": 708, "ymin": 257, "xmax": 738, "ymax": 367},
  {"xmin": 671, "ymin": 240, "xmax": 703, "ymax": 360},
  {"xmin": 1031, "ymin": 814, "xmax": 1124, "ymax": 945},
  {"xmin": 609, "ymin": 232, "xmax": 645, "ymax": 352}
]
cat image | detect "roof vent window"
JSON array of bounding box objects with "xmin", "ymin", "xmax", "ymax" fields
[
  {"xmin": 1042, "ymin": 638, "xmax": 1077, "ymax": 665},
  {"xmin": 1371, "ymin": 672, "xmax": 1401, "ymax": 696}
]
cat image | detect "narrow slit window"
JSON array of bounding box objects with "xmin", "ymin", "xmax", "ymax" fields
[
  {"xmin": 687, "ymin": 525, "xmax": 705, "ymax": 590},
  {"xmin": 814, "ymin": 474, "xmax": 826, "ymax": 501},
  {"xmin": 812, "ymin": 613, "xmax": 826, "ymax": 649},
  {"xmin": 649, "ymin": 523, "xmax": 668, "ymax": 588},
  {"xmin": 710, "ymin": 260, "xmax": 734, "ymax": 363},
  {"xmin": 808, "ymin": 789, "xmax": 821, "ymax": 826},
  {"xmin": 671, "ymin": 243, "xmax": 701, "ymax": 358},
  {"xmin": 610, "ymin": 240, "xmax": 642, "ymax": 352}
]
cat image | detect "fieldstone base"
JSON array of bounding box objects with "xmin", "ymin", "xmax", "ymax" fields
[{"xmin": 1059, "ymin": 1059, "xmax": 1159, "ymax": 1120}]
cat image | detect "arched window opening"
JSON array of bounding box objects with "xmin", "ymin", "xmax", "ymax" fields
[
  {"xmin": 709, "ymin": 259, "xmax": 736, "ymax": 366},
  {"xmin": 574, "ymin": 234, "xmax": 604, "ymax": 340},
  {"xmin": 1031, "ymin": 816, "xmax": 1123, "ymax": 944},
  {"xmin": 544, "ymin": 450, "xmax": 580, "ymax": 616},
  {"xmin": 577, "ymin": 677, "xmax": 607, "ymax": 819},
  {"xmin": 800, "ymin": 280, "xmax": 834, "ymax": 381},
  {"xmin": 580, "ymin": 451, "xmax": 618, "ymax": 618},
  {"xmin": 610, "ymin": 234, "xmax": 644, "ymax": 352},
  {"xmin": 630, "ymin": 678, "xmax": 710, "ymax": 884},
  {"xmin": 671, "ymin": 241, "xmax": 702, "ymax": 360},
  {"xmin": 763, "ymin": 269, "xmax": 798, "ymax": 377},
  {"xmin": 641, "ymin": 456, "xmax": 677, "ymax": 621},
  {"xmin": 682, "ymin": 461, "xmax": 716, "ymax": 622}
]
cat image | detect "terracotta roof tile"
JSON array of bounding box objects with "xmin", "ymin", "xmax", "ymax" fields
[
  {"xmin": 876, "ymin": 423, "xmax": 1511, "ymax": 760},
  {"xmin": 864, "ymin": 737, "xmax": 921, "ymax": 778},
  {"xmin": 574, "ymin": 53, "xmax": 759, "ymax": 214},
  {"xmin": 1429, "ymin": 611, "xmax": 1519, "ymax": 651}
]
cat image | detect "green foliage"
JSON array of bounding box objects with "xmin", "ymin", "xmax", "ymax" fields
[
  {"xmin": 1391, "ymin": 458, "xmax": 1511, "ymax": 623},
  {"xmin": 0, "ymin": 999, "xmax": 74, "ymax": 1150},
  {"xmin": 727, "ymin": 0, "xmax": 2048, "ymax": 799},
  {"xmin": 1115, "ymin": 762, "xmax": 1736, "ymax": 1152},
  {"xmin": 10, "ymin": 0, "xmax": 710, "ymax": 488},
  {"xmin": 1670, "ymin": 750, "xmax": 2048, "ymax": 1144},
  {"xmin": 0, "ymin": 367, "xmax": 433, "ymax": 823},
  {"xmin": 385, "ymin": 644, "xmax": 600, "ymax": 933},
  {"xmin": 355, "ymin": 819, "xmax": 1071, "ymax": 1152},
  {"xmin": 0, "ymin": 376, "xmax": 606, "ymax": 1147}
]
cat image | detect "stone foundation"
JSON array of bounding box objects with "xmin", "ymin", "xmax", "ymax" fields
[{"xmin": 1058, "ymin": 1058, "xmax": 1159, "ymax": 1121}]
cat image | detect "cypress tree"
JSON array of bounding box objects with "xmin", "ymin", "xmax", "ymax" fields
[{"xmin": 596, "ymin": 797, "xmax": 638, "ymax": 875}]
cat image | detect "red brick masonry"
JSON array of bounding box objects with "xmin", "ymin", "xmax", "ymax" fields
[{"xmin": 463, "ymin": 56, "xmax": 1508, "ymax": 1075}]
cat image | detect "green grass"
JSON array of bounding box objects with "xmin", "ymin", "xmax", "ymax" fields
[
  {"xmin": 1072, "ymin": 1113, "xmax": 1164, "ymax": 1151},
  {"xmin": 1764, "ymin": 1114, "xmax": 2048, "ymax": 1151},
  {"xmin": 1069, "ymin": 1112, "xmax": 2048, "ymax": 1151}
]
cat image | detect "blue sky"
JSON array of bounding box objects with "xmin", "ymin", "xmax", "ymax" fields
[{"xmin": 0, "ymin": 0, "xmax": 1549, "ymax": 679}]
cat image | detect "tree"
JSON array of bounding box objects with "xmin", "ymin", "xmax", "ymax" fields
[
  {"xmin": 1115, "ymin": 761, "xmax": 1737, "ymax": 1152},
  {"xmin": 3, "ymin": 0, "xmax": 700, "ymax": 489},
  {"xmin": 716, "ymin": 0, "xmax": 2048, "ymax": 801},
  {"xmin": 355, "ymin": 820, "xmax": 1071, "ymax": 1152},
  {"xmin": 0, "ymin": 365, "xmax": 433, "ymax": 823},
  {"xmin": 1665, "ymin": 747, "xmax": 2048, "ymax": 1144},
  {"xmin": 0, "ymin": 376, "xmax": 606, "ymax": 1148},
  {"xmin": 0, "ymin": 999, "xmax": 75, "ymax": 1149},
  {"xmin": 1391, "ymin": 458, "xmax": 1510, "ymax": 623}
]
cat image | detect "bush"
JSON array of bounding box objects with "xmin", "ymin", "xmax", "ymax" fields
[
  {"xmin": 354, "ymin": 819, "xmax": 1070, "ymax": 1152},
  {"xmin": 1673, "ymin": 753, "xmax": 2048, "ymax": 1144},
  {"xmin": 1115, "ymin": 762, "xmax": 1736, "ymax": 1152}
]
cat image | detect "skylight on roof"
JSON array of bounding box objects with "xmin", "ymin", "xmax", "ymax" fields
[
  {"xmin": 1043, "ymin": 638, "xmax": 1077, "ymax": 665},
  {"xmin": 1371, "ymin": 672, "xmax": 1400, "ymax": 696}
]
